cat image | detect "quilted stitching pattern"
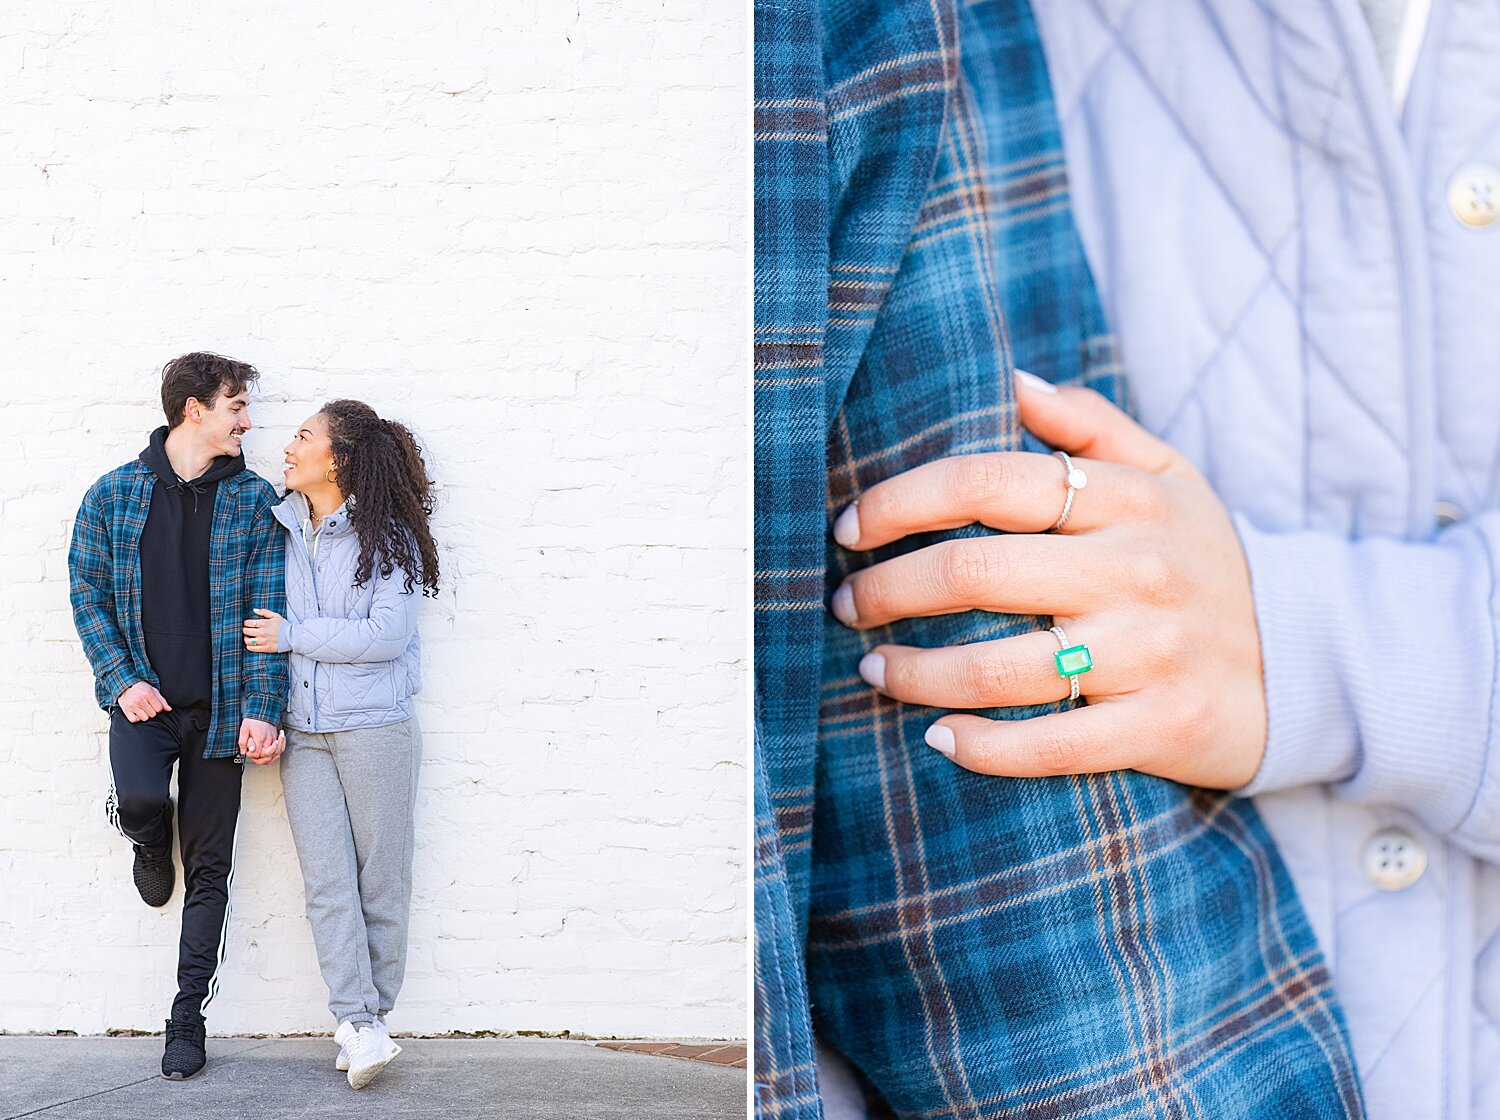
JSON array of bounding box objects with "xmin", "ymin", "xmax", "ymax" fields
[
  {"xmin": 275, "ymin": 496, "xmax": 421, "ymax": 733},
  {"xmin": 1032, "ymin": 0, "xmax": 1500, "ymax": 1113},
  {"xmin": 1038, "ymin": 0, "xmax": 1414, "ymax": 538}
]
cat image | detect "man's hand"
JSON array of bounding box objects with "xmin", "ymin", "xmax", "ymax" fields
[
  {"xmin": 242, "ymin": 609, "xmax": 284, "ymax": 654},
  {"xmin": 238, "ymin": 718, "xmax": 285, "ymax": 766},
  {"xmin": 118, "ymin": 681, "xmax": 172, "ymax": 723},
  {"xmin": 829, "ymin": 370, "xmax": 1268, "ymax": 790}
]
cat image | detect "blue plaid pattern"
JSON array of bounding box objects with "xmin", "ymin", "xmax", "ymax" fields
[
  {"xmin": 69, "ymin": 459, "xmax": 287, "ymax": 759},
  {"xmin": 755, "ymin": 0, "xmax": 831, "ymax": 1112},
  {"xmin": 754, "ymin": 1, "xmax": 1367, "ymax": 1117}
]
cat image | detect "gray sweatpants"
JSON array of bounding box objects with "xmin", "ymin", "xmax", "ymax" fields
[{"xmin": 281, "ymin": 719, "xmax": 420, "ymax": 1026}]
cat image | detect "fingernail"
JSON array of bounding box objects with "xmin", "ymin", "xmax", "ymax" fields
[
  {"xmin": 858, "ymin": 651, "xmax": 886, "ymax": 690},
  {"xmin": 924, "ymin": 724, "xmax": 956, "ymax": 759},
  {"xmin": 1014, "ymin": 368, "xmax": 1057, "ymax": 394},
  {"xmin": 831, "ymin": 584, "xmax": 859, "ymax": 626},
  {"xmin": 832, "ymin": 503, "xmax": 861, "ymax": 549}
]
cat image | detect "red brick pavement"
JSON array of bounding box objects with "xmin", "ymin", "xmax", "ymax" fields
[{"xmin": 595, "ymin": 1041, "xmax": 748, "ymax": 1070}]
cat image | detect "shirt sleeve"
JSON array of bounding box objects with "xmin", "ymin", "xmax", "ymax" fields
[
  {"xmin": 241, "ymin": 486, "xmax": 288, "ymax": 727},
  {"xmin": 67, "ymin": 486, "xmax": 139, "ymax": 707},
  {"xmin": 279, "ymin": 563, "xmax": 419, "ymax": 665},
  {"xmin": 1232, "ymin": 510, "xmax": 1500, "ymax": 863}
]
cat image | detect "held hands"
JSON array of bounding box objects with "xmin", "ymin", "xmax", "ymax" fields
[
  {"xmin": 831, "ymin": 371, "xmax": 1268, "ymax": 790},
  {"xmin": 238, "ymin": 718, "xmax": 286, "ymax": 765},
  {"xmin": 117, "ymin": 681, "xmax": 171, "ymax": 723},
  {"xmin": 242, "ymin": 609, "xmax": 284, "ymax": 654},
  {"xmin": 241, "ymin": 612, "xmax": 287, "ymax": 762}
]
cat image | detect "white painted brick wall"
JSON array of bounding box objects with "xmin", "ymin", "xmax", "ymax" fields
[{"xmin": 0, "ymin": 1, "xmax": 746, "ymax": 1038}]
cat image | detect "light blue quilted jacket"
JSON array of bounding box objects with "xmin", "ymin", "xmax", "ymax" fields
[
  {"xmin": 273, "ymin": 491, "xmax": 421, "ymax": 733},
  {"xmin": 1031, "ymin": 1, "xmax": 1500, "ymax": 1116}
]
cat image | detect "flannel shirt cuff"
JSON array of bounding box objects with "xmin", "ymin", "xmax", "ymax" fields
[
  {"xmin": 242, "ymin": 691, "xmax": 284, "ymax": 727},
  {"xmin": 101, "ymin": 661, "xmax": 142, "ymax": 709}
]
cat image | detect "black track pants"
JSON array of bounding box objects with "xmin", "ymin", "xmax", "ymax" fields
[{"xmin": 107, "ymin": 707, "xmax": 243, "ymax": 1022}]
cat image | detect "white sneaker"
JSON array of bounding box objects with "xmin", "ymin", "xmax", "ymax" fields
[
  {"xmin": 333, "ymin": 1020, "xmax": 359, "ymax": 1072},
  {"xmin": 344, "ymin": 1022, "xmax": 401, "ymax": 1090},
  {"xmin": 334, "ymin": 1018, "xmax": 391, "ymax": 1072}
]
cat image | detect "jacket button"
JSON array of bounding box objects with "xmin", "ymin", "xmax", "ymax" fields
[
  {"xmin": 1449, "ymin": 164, "xmax": 1500, "ymax": 228},
  {"xmin": 1361, "ymin": 827, "xmax": 1426, "ymax": 891},
  {"xmin": 1436, "ymin": 500, "xmax": 1466, "ymax": 528},
  {"xmin": 303, "ymin": 681, "xmax": 309, "ymax": 687}
]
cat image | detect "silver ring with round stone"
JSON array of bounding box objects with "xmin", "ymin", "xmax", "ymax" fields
[{"xmin": 1050, "ymin": 450, "xmax": 1088, "ymax": 532}]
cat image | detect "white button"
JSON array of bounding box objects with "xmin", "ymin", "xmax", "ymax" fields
[
  {"xmin": 1449, "ymin": 164, "xmax": 1500, "ymax": 228},
  {"xmin": 1362, "ymin": 827, "xmax": 1427, "ymax": 891},
  {"xmin": 1436, "ymin": 500, "xmax": 1466, "ymax": 528}
]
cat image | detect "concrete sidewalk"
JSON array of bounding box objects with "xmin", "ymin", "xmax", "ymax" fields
[{"xmin": 0, "ymin": 1037, "xmax": 747, "ymax": 1120}]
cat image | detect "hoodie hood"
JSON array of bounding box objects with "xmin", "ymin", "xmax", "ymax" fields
[{"xmin": 139, "ymin": 425, "xmax": 245, "ymax": 493}]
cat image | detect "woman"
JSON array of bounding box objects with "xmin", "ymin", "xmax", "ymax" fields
[
  {"xmin": 242, "ymin": 399, "xmax": 439, "ymax": 1090},
  {"xmin": 801, "ymin": 1, "xmax": 1500, "ymax": 1116}
]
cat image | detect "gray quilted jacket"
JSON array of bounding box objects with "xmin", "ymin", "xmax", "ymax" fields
[{"xmin": 272, "ymin": 491, "xmax": 421, "ymax": 733}]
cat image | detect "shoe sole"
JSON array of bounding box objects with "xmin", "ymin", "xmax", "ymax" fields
[
  {"xmin": 161, "ymin": 1068, "xmax": 203, "ymax": 1081},
  {"xmin": 348, "ymin": 1043, "xmax": 400, "ymax": 1089}
]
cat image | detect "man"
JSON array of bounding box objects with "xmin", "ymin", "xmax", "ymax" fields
[{"xmin": 69, "ymin": 352, "xmax": 286, "ymax": 1080}]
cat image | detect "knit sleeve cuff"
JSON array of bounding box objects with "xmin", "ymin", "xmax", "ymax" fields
[
  {"xmin": 1231, "ymin": 514, "xmax": 1361, "ymax": 798},
  {"xmin": 1229, "ymin": 513, "xmax": 1496, "ymax": 847}
]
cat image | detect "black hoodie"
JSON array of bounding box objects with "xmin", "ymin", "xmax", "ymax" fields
[{"xmin": 138, "ymin": 426, "xmax": 245, "ymax": 712}]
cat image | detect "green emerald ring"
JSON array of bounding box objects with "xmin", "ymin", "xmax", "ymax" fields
[{"xmin": 1049, "ymin": 625, "xmax": 1092, "ymax": 702}]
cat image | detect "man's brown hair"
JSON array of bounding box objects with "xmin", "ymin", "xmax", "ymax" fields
[{"xmin": 160, "ymin": 352, "xmax": 260, "ymax": 428}]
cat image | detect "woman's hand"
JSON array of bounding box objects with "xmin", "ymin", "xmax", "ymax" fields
[
  {"xmin": 239, "ymin": 724, "xmax": 286, "ymax": 766},
  {"xmin": 242, "ymin": 608, "xmax": 284, "ymax": 654},
  {"xmin": 830, "ymin": 371, "xmax": 1268, "ymax": 790}
]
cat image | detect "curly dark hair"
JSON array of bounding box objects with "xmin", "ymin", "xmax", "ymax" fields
[{"xmin": 320, "ymin": 399, "xmax": 441, "ymax": 598}]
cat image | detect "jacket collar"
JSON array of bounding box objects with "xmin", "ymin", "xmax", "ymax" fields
[{"xmin": 273, "ymin": 489, "xmax": 353, "ymax": 538}]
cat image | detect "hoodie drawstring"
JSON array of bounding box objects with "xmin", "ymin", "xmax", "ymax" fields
[{"xmin": 181, "ymin": 477, "xmax": 211, "ymax": 514}]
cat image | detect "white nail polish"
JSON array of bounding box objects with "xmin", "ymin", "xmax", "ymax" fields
[
  {"xmin": 924, "ymin": 724, "xmax": 956, "ymax": 759},
  {"xmin": 832, "ymin": 503, "xmax": 861, "ymax": 549},
  {"xmin": 1014, "ymin": 368, "xmax": 1058, "ymax": 394},
  {"xmin": 858, "ymin": 651, "xmax": 886, "ymax": 690},
  {"xmin": 831, "ymin": 584, "xmax": 858, "ymax": 626}
]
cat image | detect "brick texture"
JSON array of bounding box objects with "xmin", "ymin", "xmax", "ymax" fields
[
  {"xmin": 596, "ymin": 1041, "xmax": 748, "ymax": 1069},
  {"xmin": 0, "ymin": 0, "xmax": 746, "ymax": 1038}
]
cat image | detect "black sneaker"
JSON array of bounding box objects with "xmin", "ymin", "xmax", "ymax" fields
[
  {"xmin": 132, "ymin": 804, "xmax": 175, "ymax": 908},
  {"xmin": 161, "ymin": 1017, "xmax": 206, "ymax": 1080},
  {"xmin": 133, "ymin": 845, "xmax": 174, "ymax": 908}
]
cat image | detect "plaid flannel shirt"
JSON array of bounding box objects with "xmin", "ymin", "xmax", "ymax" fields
[
  {"xmin": 68, "ymin": 458, "xmax": 287, "ymax": 760},
  {"xmin": 754, "ymin": 1, "xmax": 1367, "ymax": 1117}
]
